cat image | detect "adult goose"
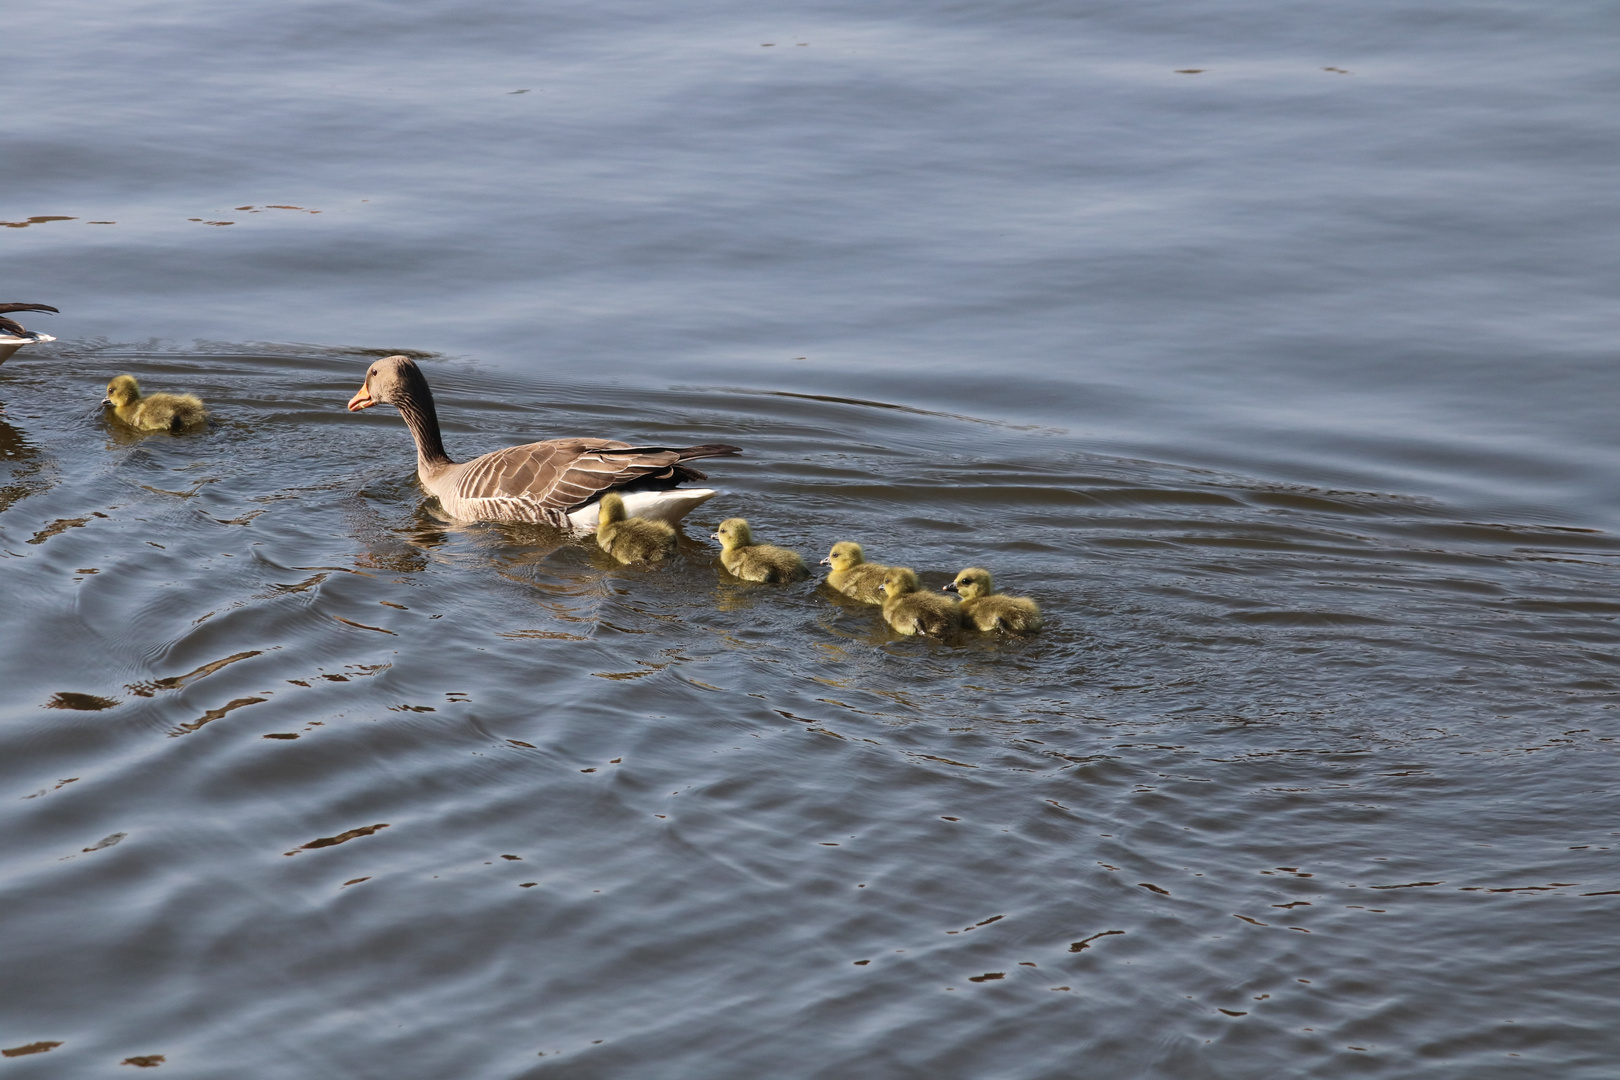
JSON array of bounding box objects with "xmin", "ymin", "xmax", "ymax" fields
[
  {"xmin": 347, "ymin": 354, "xmax": 740, "ymax": 530},
  {"xmin": 0, "ymin": 303, "xmax": 58, "ymax": 364}
]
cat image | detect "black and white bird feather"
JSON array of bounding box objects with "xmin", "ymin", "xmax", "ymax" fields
[{"xmin": 0, "ymin": 303, "xmax": 59, "ymax": 340}]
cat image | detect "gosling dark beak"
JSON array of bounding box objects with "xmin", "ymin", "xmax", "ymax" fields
[
  {"xmin": 346, "ymin": 382, "xmax": 374, "ymax": 412},
  {"xmin": 101, "ymin": 397, "xmax": 112, "ymax": 406},
  {"xmin": 709, "ymin": 533, "xmax": 720, "ymax": 541},
  {"xmin": 942, "ymin": 582, "xmax": 960, "ymax": 593},
  {"xmin": 818, "ymin": 557, "xmax": 830, "ymax": 566}
]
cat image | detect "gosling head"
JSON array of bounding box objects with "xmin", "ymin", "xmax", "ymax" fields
[
  {"xmin": 711, "ymin": 518, "xmax": 753, "ymax": 549},
  {"xmin": 880, "ymin": 566, "xmax": 921, "ymax": 597},
  {"xmin": 820, "ymin": 541, "xmax": 865, "ymax": 571},
  {"xmin": 943, "ymin": 567, "xmax": 994, "ymax": 600},
  {"xmin": 347, "ymin": 354, "xmax": 424, "ymax": 412},
  {"xmin": 597, "ymin": 491, "xmax": 627, "ymax": 525},
  {"xmin": 103, "ymin": 374, "xmax": 141, "ymax": 409}
]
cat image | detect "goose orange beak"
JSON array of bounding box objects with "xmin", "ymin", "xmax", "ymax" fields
[{"xmin": 347, "ymin": 383, "xmax": 374, "ymax": 412}]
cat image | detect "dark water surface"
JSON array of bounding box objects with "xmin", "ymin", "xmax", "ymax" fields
[{"xmin": 4, "ymin": 1, "xmax": 1620, "ymax": 1077}]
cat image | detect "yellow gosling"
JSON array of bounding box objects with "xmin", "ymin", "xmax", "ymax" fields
[
  {"xmin": 595, "ymin": 492, "xmax": 678, "ymax": 564},
  {"xmin": 712, "ymin": 518, "xmax": 809, "ymax": 583},
  {"xmin": 103, "ymin": 375, "xmax": 207, "ymax": 433},
  {"xmin": 944, "ymin": 567, "xmax": 1043, "ymax": 633},
  {"xmin": 820, "ymin": 541, "xmax": 889, "ymax": 604},
  {"xmin": 880, "ymin": 566, "xmax": 962, "ymax": 637}
]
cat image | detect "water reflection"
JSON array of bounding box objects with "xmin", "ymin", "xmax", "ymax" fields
[
  {"xmin": 0, "ymin": 349, "xmax": 1616, "ymax": 1079},
  {"xmin": 0, "ymin": 412, "xmax": 47, "ymax": 516},
  {"xmin": 345, "ymin": 484, "xmax": 444, "ymax": 575}
]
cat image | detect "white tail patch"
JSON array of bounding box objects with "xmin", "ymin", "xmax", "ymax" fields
[
  {"xmin": 566, "ymin": 488, "xmax": 719, "ymax": 533},
  {"xmin": 0, "ymin": 333, "xmax": 54, "ymax": 365}
]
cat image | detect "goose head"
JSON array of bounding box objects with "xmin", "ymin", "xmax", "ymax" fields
[
  {"xmin": 944, "ymin": 567, "xmax": 993, "ymax": 600},
  {"xmin": 880, "ymin": 566, "xmax": 921, "ymax": 597},
  {"xmin": 344, "ymin": 354, "xmax": 450, "ymax": 467},
  {"xmin": 347, "ymin": 354, "xmax": 423, "ymax": 412},
  {"xmin": 821, "ymin": 541, "xmax": 866, "ymax": 571},
  {"xmin": 104, "ymin": 374, "xmax": 141, "ymax": 409},
  {"xmin": 711, "ymin": 518, "xmax": 753, "ymax": 550}
]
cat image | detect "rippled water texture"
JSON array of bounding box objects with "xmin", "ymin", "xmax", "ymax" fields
[{"xmin": 4, "ymin": 0, "xmax": 1620, "ymax": 1077}]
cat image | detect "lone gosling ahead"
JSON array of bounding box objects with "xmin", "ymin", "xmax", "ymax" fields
[
  {"xmin": 595, "ymin": 491, "xmax": 678, "ymax": 564},
  {"xmin": 712, "ymin": 518, "xmax": 809, "ymax": 583},
  {"xmin": 944, "ymin": 567, "xmax": 1043, "ymax": 633},
  {"xmin": 880, "ymin": 567, "xmax": 962, "ymax": 637},
  {"xmin": 103, "ymin": 375, "xmax": 207, "ymax": 433},
  {"xmin": 820, "ymin": 541, "xmax": 889, "ymax": 604}
]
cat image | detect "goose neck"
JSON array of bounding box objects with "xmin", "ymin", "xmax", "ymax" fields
[{"xmin": 394, "ymin": 381, "xmax": 453, "ymax": 470}]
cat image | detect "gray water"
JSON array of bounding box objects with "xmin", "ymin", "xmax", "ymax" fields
[{"xmin": 3, "ymin": 1, "xmax": 1620, "ymax": 1077}]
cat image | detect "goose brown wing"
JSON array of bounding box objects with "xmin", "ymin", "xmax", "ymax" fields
[{"xmin": 453, "ymin": 439, "xmax": 739, "ymax": 512}]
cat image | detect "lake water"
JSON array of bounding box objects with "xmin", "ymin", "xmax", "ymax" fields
[{"xmin": 3, "ymin": 1, "xmax": 1619, "ymax": 1077}]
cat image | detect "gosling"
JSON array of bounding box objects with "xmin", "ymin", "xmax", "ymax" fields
[
  {"xmin": 944, "ymin": 567, "xmax": 1043, "ymax": 633},
  {"xmin": 880, "ymin": 567, "xmax": 963, "ymax": 637},
  {"xmin": 712, "ymin": 518, "xmax": 809, "ymax": 583},
  {"xmin": 595, "ymin": 491, "xmax": 678, "ymax": 564},
  {"xmin": 103, "ymin": 375, "xmax": 207, "ymax": 433},
  {"xmin": 820, "ymin": 541, "xmax": 890, "ymax": 604}
]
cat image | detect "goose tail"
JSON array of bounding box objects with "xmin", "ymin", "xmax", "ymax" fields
[{"xmin": 566, "ymin": 488, "xmax": 718, "ymax": 532}]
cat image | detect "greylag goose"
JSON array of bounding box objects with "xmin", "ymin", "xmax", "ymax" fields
[
  {"xmin": 103, "ymin": 374, "xmax": 208, "ymax": 433},
  {"xmin": 880, "ymin": 567, "xmax": 962, "ymax": 637},
  {"xmin": 347, "ymin": 355, "xmax": 740, "ymax": 530},
  {"xmin": 0, "ymin": 303, "xmax": 58, "ymax": 364},
  {"xmin": 712, "ymin": 518, "xmax": 809, "ymax": 582},
  {"xmin": 944, "ymin": 567, "xmax": 1043, "ymax": 633},
  {"xmin": 596, "ymin": 491, "xmax": 678, "ymax": 564},
  {"xmin": 820, "ymin": 541, "xmax": 889, "ymax": 604}
]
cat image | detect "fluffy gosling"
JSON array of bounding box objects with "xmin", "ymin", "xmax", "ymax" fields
[
  {"xmin": 712, "ymin": 518, "xmax": 809, "ymax": 583},
  {"xmin": 595, "ymin": 491, "xmax": 678, "ymax": 564},
  {"xmin": 880, "ymin": 567, "xmax": 962, "ymax": 637},
  {"xmin": 820, "ymin": 541, "xmax": 890, "ymax": 604},
  {"xmin": 944, "ymin": 567, "xmax": 1043, "ymax": 633},
  {"xmin": 103, "ymin": 375, "xmax": 207, "ymax": 433}
]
